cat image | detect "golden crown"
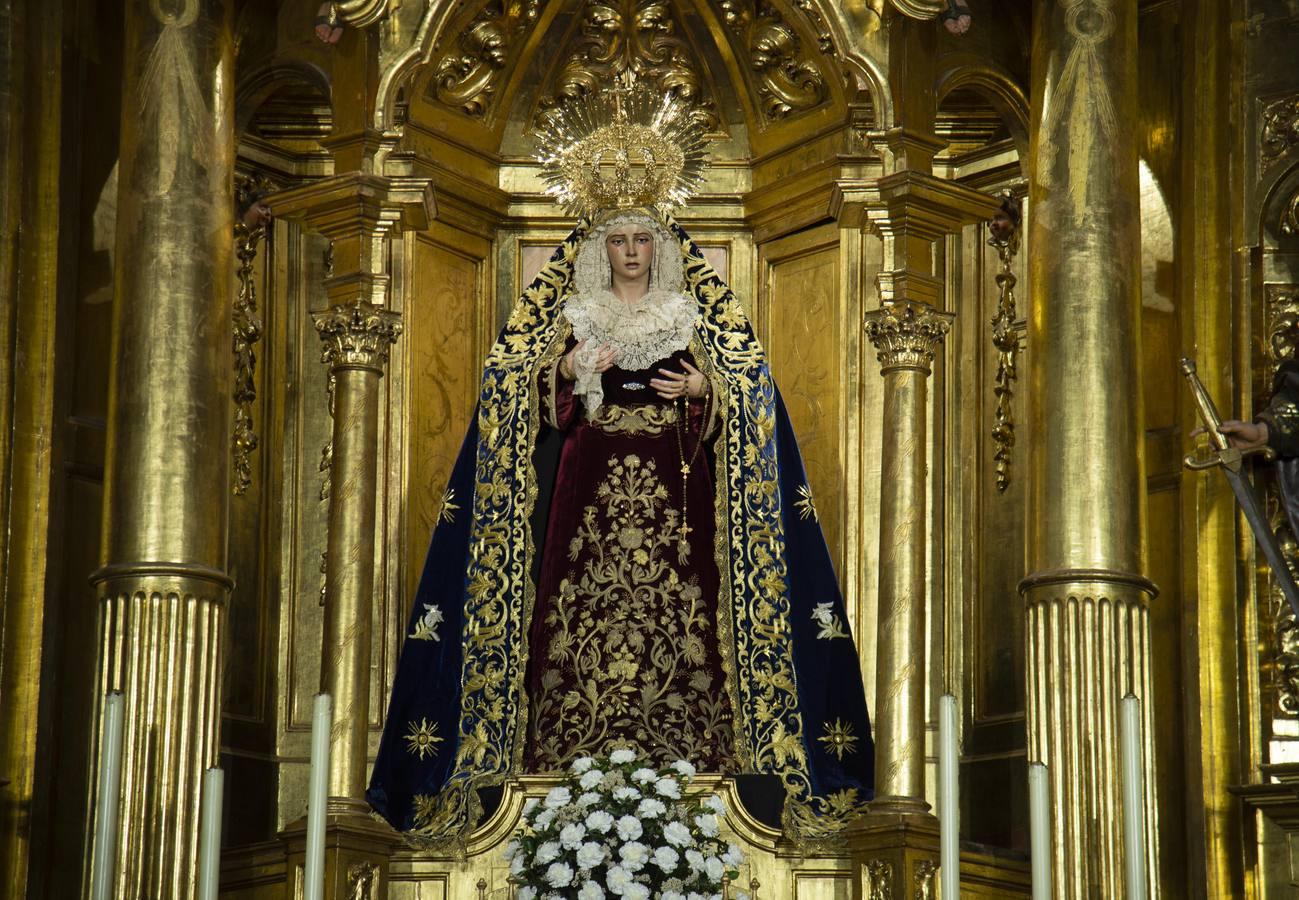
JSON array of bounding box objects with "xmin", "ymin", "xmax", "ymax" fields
[{"xmin": 535, "ymin": 74, "xmax": 708, "ymax": 217}]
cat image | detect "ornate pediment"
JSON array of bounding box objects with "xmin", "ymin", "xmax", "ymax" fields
[
  {"xmin": 534, "ymin": 0, "xmax": 720, "ymax": 134},
  {"xmin": 713, "ymin": 0, "xmax": 830, "ymax": 121}
]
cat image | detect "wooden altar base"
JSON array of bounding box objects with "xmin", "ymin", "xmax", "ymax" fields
[{"xmin": 219, "ymin": 778, "xmax": 1031, "ymax": 899}]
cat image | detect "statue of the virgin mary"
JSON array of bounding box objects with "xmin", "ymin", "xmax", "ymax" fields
[{"xmin": 368, "ymin": 81, "xmax": 875, "ymax": 846}]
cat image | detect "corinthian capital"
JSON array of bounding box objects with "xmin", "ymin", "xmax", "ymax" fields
[
  {"xmin": 864, "ymin": 302, "xmax": 953, "ymax": 375},
  {"xmin": 313, "ymin": 302, "xmax": 402, "ymax": 373}
]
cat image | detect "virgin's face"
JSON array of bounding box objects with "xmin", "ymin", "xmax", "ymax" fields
[{"xmin": 605, "ymin": 224, "xmax": 654, "ymax": 284}]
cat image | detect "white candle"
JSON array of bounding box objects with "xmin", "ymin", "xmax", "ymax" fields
[
  {"xmin": 939, "ymin": 694, "xmax": 959, "ymax": 900},
  {"xmin": 1028, "ymin": 762, "xmax": 1051, "ymax": 900},
  {"xmin": 1121, "ymin": 694, "xmax": 1148, "ymax": 900},
  {"xmin": 198, "ymin": 767, "xmax": 224, "ymax": 900},
  {"xmin": 305, "ymin": 693, "xmax": 332, "ymax": 900},
  {"xmin": 90, "ymin": 690, "xmax": 126, "ymax": 900}
]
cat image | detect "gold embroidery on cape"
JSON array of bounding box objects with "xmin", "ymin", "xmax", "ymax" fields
[
  {"xmin": 587, "ymin": 403, "xmax": 679, "ymax": 435},
  {"xmin": 529, "ymin": 453, "xmax": 736, "ymax": 769}
]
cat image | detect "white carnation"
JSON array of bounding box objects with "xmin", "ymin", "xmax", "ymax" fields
[
  {"xmin": 631, "ymin": 767, "xmax": 658, "ymax": 784},
  {"xmin": 523, "ymin": 798, "xmax": 541, "ymax": 816},
  {"xmin": 636, "ymin": 797, "xmax": 667, "ymax": 818},
  {"xmin": 654, "ymin": 777, "xmax": 682, "ymax": 799},
  {"xmin": 545, "ymin": 861, "xmax": 574, "ymax": 888},
  {"xmin": 685, "ymin": 848, "xmax": 705, "ymax": 871},
  {"xmin": 671, "ymin": 759, "xmax": 697, "ymax": 779},
  {"xmin": 619, "ymin": 840, "xmax": 650, "ymax": 871},
  {"xmin": 534, "ymin": 841, "xmax": 561, "ymax": 865},
  {"xmin": 704, "ymin": 856, "xmax": 725, "ymax": 881},
  {"xmin": 578, "ymin": 790, "xmax": 603, "ymax": 807},
  {"xmin": 694, "ymin": 813, "xmax": 720, "ymax": 837},
  {"xmin": 517, "ymin": 888, "xmax": 537, "ymax": 900},
  {"xmin": 722, "ymin": 843, "xmax": 744, "ymax": 868},
  {"xmin": 662, "ymin": 893, "xmax": 686, "ymax": 900},
  {"xmin": 544, "ymin": 786, "xmax": 572, "ymax": 809},
  {"xmin": 585, "ymin": 810, "xmax": 615, "ymax": 833},
  {"xmin": 606, "ymin": 864, "xmax": 633, "ymax": 893},
  {"xmin": 609, "ymin": 748, "xmax": 637, "ymax": 764},
  {"xmin": 653, "ymin": 845, "xmax": 681, "ymax": 871},
  {"xmin": 704, "ymin": 794, "xmax": 726, "ymax": 815},
  {"xmin": 577, "ymin": 882, "xmax": 606, "ymax": 900},
  {"xmin": 510, "ymin": 854, "xmax": 526, "ymax": 876},
  {"xmin": 503, "ymin": 839, "xmax": 521, "ymax": 861},
  {"xmin": 580, "ymin": 769, "xmax": 605, "ymax": 790},
  {"xmin": 576, "ymin": 840, "xmax": 606, "ymax": 869},
  {"xmin": 560, "ymin": 822, "xmax": 587, "ymax": 849},
  {"xmin": 533, "ymin": 808, "xmax": 556, "ymax": 830},
  {"xmin": 612, "ymin": 786, "xmax": 641, "ymax": 802},
  {"xmin": 664, "ymin": 820, "xmax": 694, "ymax": 847},
  {"xmin": 623, "ymin": 884, "xmax": 650, "ymax": 900},
  {"xmin": 615, "ymin": 814, "xmax": 643, "ymax": 841},
  {"xmin": 572, "ymin": 756, "xmax": 597, "ymax": 773}
]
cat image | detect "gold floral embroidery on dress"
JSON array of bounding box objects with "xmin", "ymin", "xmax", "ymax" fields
[
  {"xmin": 812, "ymin": 602, "xmax": 850, "ymax": 641},
  {"xmin": 409, "ymin": 603, "xmax": 445, "ymax": 642},
  {"xmin": 530, "ymin": 453, "xmax": 736, "ymax": 769},
  {"xmin": 587, "ymin": 403, "xmax": 679, "ymax": 435},
  {"xmin": 817, "ymin": 718, "xmax": 858, "ymax": 761}
]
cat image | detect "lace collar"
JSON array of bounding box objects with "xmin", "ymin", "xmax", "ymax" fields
[{"xmin": 561, "ymin": 289, "xmax": 698, "ymax": 413}]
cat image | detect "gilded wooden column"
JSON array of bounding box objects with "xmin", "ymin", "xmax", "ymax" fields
[
  {"xmin": 1023, "ymin": 0, "xmax": 1159, "ymax": 895},
  {"xmin": 864, "ymin": 301, "xmax": 953, "ymax": 813},
  {"xmin": 85, "ymin": 0, "xmax": 235, "ymax": 897},
  {"xmin": 272, "ymin": 174, "xmax": 433, "ymax": 804},
  {"xmin": 313, "ymin": 302, "xmax": 400, "ymax": 799}
]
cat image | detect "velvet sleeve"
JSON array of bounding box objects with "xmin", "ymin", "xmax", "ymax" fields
[
  {"xmin": 1259, "ymin": 360, "xmax": 1299, "ymax": 458},
  {"xmin": 540, "ymin": 337, "xmax": 579, "ymax": 430}
]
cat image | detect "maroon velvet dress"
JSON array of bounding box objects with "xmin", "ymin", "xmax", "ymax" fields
[{"xmin": 523, "ymin": 341, "xmax": 739, "ymax": 771}]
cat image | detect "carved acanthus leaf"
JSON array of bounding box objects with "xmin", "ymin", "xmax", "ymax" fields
[
  {"xmin": 430, "ymin": 0, "xmax": 541, "ymax": 117},
  {"xmin": 988, "ymin": 197, "xmax": 1023, "ymax": 494},
  {"xmin": 1262, "ymin": 93, "xmax": 1299, "ymax": 167},
  {"xmin": 536, "ymin": 0, "xmax": 718, "ymax": 133},
  {"xmin": 313, "ymin": 302, "xmax": 402, "ymax": 372},
  {"xmin": 864, "ymin": 302, "xmax": 953, "ymax": 375},
  {"xmin": 715, "ymin": 0, "xmax": 828, "ymax": 120}
]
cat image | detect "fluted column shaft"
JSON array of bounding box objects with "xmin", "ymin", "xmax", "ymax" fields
[
  {"xmin": 86, "ymin": 1, "xmax": 234, "ymax": 897},
  {"xmin": 1024, "ymin": 0, "xmax": 1158, "ymax": 895}
]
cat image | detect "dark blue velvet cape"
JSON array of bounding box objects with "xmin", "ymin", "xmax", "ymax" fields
[{"xmin": 368, "ymin": 217, "xmax": 874, "ymax": 846}]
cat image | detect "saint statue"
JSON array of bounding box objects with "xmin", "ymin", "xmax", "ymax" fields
[{"xmin": 367, "ymin": 80, "xmax": 875, "ymax": 846}]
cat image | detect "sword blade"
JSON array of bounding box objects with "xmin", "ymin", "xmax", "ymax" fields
[{"xmin": 1224, "ymin": 464, "xmax": 1299, "ymax": 620}]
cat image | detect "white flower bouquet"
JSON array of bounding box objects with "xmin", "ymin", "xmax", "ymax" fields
[{"xmin": 505, "ymin": 750, "xmax": 746, "ymax": 900}]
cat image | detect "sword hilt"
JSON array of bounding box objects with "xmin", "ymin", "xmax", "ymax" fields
[
  {"xmin": 1180, "ymin": 358, "xmax": 1229, "ymax": 451},
  {"xmin": 1181, "ymin": 357, "xmax": 1277, "ymax": 471}
]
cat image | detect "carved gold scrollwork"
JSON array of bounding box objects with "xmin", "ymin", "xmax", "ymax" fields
[
  {"xmin": 863, "ymin": 859, "xmax": 894, "ymax": 900},
  {"xmin": 987, "ymin": 194, "xmax": 1023, "ymax": 493},
  {"xmin": 792, "ymin": 0, "xmax": 834, "ymax": 53},
  {"xmin": 313, "ymin": 302, "xmax": 402, "ymax": 372},
  {"xmin": 232, "ymin": 174, "xmax": 275, "ymax": 497},
  {"xmin": 1280, "ymin": 188, "xmax": 1299, "ymax": 238},
  {"xmin": 716, "ymin": 0, "xmax": 828, "ymax": 120},
  {"xmin": 1266, "ymin": 283, "xmax": 1299, "ymax": 716},
  {"xmin": 430, "ymin": 1, "xmax": 540, "ymax": 117},
  {"xmin": 537, "ymin": 0, "xmax": 718, "ymax": 132},
  {"xmin": 864, "ymin": 301, "xmax": 953, "ymax": 375},
  {"xmin": 347, "ymin": 860, "xmax": 378, "ymax": 900},
  {"xmin": 1261, "ymin": 93, "xmax": 1299, "ymax": 167},
  {"xmin": 913, "ymin": 860, "xmax": 937, "ymax": 900}
]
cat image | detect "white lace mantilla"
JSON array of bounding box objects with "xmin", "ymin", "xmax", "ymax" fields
[{"xmin": 562, "ymin": 289, "xmax": 698, "ymax": 413}]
